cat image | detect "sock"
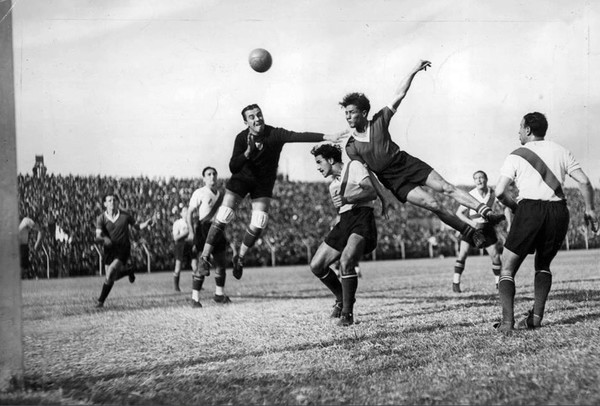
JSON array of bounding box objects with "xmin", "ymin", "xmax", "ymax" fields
[
  {"xmin": 241, "ymin": 228, "xmax": 262, "ymax": 255},
  {"xmin": 476, "ymin": 203, "xmax": 491, "ymax": 220},
  {"xmin": 341, "ymin": 275, "xmax": 358, "ymax": 315},
  {"xmin": 319, "ymin": 270, "xmax": 343, "ymax": 302},
  {"xmin": 215, "ymin": 268, "xmax": 226, "ymax": 292},
  {"xmin": 174, "ymin": 274, "xmax": 180, "ymax": 289},
  {"xmin": 454, "ymin": 260, "xmax": 465, "ymax": 283},
  {"xmin": 498, "ymin": 276, "xmax": 516, "ymax": 324},
  {"xmin": 192, "ymin": 276, "xmax": 204, "ymax": 301},
  {"xmin": 202, "ymin": 222, "xmax": 225, "ymax": 258},
  {"xmin": 215, "ymin": 286, "xmax": 224, "ymax": 296},
  {"xmin": 98, "ymin": 282, "xmax": 113, "ymax": 303},
  {"xmin": 533, "ymin": 270, "xmax": 552, "ymax": 325},
  {"xmin": 492, "ymin": 262, "xmax": 501, "ymax": 285}
]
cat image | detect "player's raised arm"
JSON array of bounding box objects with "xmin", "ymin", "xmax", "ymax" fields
[
  {"xmin": 229, "ymin": 132, "xmax": 254, "ymax": 174},
  {"xmin": 569, "ymin": 168, "xmax": 599, "ymax": 233},
  {"xmin": 494, "ymin": 175, "xmax": 519, "ymax": 213},
  {"xmin": 390, "ymin": 60, "xmax": 431, "ymax": 111}
]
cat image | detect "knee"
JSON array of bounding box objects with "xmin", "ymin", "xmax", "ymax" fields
[
  {"xmin": 310, "ymin": 258, "xmax": 327, "ymax": 278},
  {"xmin": 250, "ymin": 210, "xmax": 269, "ymax": 230},
  {"xmin": 440, "ymin": 182, "xmax": 456, "ymax": 195},
  {"xmin": 215, "ymin": 206, "xmax": 235, "ymax": 224},
  {"xmin": 339, "ymin": 255, "xmax": 357, "ymax": 277},
  {"xmin": 214, "ymin": 267, "xmax": 225, "ymax": 278}
]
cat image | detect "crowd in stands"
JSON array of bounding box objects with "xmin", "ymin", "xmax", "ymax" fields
[{"xmin": 18, "ymin": 172, "xmax": 600, "ymax": 278}]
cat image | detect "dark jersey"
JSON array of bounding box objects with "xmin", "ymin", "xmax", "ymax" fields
[
  {"xmin": 228, "ymin": 125, "xmax": 324, "ymax": 184},
  {"xmin": 96, "ymin": 210, "xmax": 135, "ymax": 248}
]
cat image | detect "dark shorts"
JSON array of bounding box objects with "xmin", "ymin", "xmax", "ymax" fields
[
  {"xmin": 377, "ymin": 151, "xmax": 433, "ymax": 203},
  {"xmin": 174, "ymin": 240, "xmax": 194, "ymax": 261},
  {"xmin": 105, "ymin": 243, "xmax": 131, "ymax": 265},
  {"xmin": 194, "ymin": 221, "xmax": 227, "ymax": 254},
  {"xmin": 325, "ymin": 206, "xmax": 377, "ymax": 254},
  {"xmin": 226, "ymin": 174, "xmax": 275, "ymax": 199},
  {"xmin": 461, "ymin": 223, "xmax": 498, "ymax": 247},
  {"xmin": 504, "ymin": 199, "xmax": 569, "ymax": 269},
  {"xmin": 20, "ymin": 244, "xmax": 30, "ymax": 269}
]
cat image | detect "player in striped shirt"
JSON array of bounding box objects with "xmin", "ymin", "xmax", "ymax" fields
[
  {"xmin": 341, "ymin": 60, "xmax": 504, "ymax": 249},
  {"xmin": 494, "ymin": 112, "xmax": 598, "ymax": 333},
  {"xmin": 452, "ymin": 170, "xmax": 509, "ymax": 293}
]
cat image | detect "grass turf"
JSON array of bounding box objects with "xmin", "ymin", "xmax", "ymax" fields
[{"xmin": 2, "ymin": 249, "xmax": 600, "ymax": 405}]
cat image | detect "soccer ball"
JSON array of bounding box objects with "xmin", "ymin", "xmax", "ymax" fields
[{"xmin": 249, "ymin": 48, "xmax": 272, "ymax": 73}]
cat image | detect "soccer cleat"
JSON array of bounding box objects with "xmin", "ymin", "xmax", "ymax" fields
[
  {"xmin": 493, "ymin": 319, "xmax": 514, "ymax": 335},
  {"xmin": 213, "ymin": 294, "xmax": 232, "ymax": 304},
  {"xmin": 129, "ymin": 272, "xmax": 136, "ymax": 284},
  {"xmin": 199, "ymin": 256, "xmax": 211, "ymax": 277},
  {"xmin": 330, "ymin": 301, "xmax": 343, "ymax": 318},
  {"xmin": 232, "ymin": 255, "xmax": 244, "ymax": 280},
  {"xmin": 337, "ymin": 313, "xmax": 354, "ymax": 327},
  {"xmin": 487, "ymin": 213, "xmax": 506, "ymax": 226},
  {"xmin": 452, "ymin": 282, "xmax": 462, "ymax": 293},
  {"xmin": 516, "ymin": 309, "xmax": 539, "ymax": 330},
  {"xmin": 191, "ymin": 300, "xmax": 202, "ymax": 308},
  {"xmin": 95, "ymin": 300, "xmax": 104, "ymax": 308}
]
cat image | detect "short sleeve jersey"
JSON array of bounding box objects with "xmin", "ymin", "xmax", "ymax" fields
[
  {"xmin": 345, "ymin": 106, "xmax": 402, "ymax": 173},
  {"xmin": 172, "ymin": 218, "xmax": 189, "ymax": 240},
  {"xmin": 329, "ymin": 160, "xmax": 375, "ymax": 214},
  {"xmin": 96, "ymin": 210, "xmax": 135, "ymax": 247},
  {"xmin": 189, "ymin": 186, "xmax": 220, "ymax": 222},
  {"xmin": 500, "ymin": 140, "xmax": 581, "ymax": 202},
  {"xmin": 458, "ymin": 188, "xmax": 498, "ymax": 224}
]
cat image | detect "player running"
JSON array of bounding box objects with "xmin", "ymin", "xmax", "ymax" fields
[
  {"xmin": 309, "ymin": 144, "xmax": 378, "ymax": 327},
  {"xmin": 452, "ymin": 170, "xmax": 509, "ymax": 293},
  {"xmin": 340, "ymin": 60, "xmax": 504, "ymax": 248},
  {"xmin": 199, "ymin": 104, "xmax": 347, "ymax": 279},
  {"xmin": 187, "ymin": 166, "xmax": 232, "ymax": 307},
  {"xmin": 94, "ymin": 192, "xmax": 155, "ymax": 308},
  {"xmin": 494, "ymin": 112, "xmax": 598, "ymax": 334},
  {"xmin": 172, "ymin": 206, "xmax": 191, "ymax": 292}
]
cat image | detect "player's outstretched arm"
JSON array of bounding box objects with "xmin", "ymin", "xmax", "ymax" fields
[
  {"xmin": 495, "ymin": 176, "xmax": 519, "ymax": 213},
  {"xmin": 570, "ymin": 168, "xmax": 599, "ymax": 233},
  {"xmin": 323, "ymin": 129, "xmax": 350, "ymax": 144},
  {"xmin": 390, "ymin": 60, "xmax": 431, "ymax": 111}
]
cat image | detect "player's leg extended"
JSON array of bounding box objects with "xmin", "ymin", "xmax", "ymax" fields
[
  {"xmin": 486, "ymin": 243, "xmax": 502, "ymax": 289},
  {"xmin": 234, "ymin": 197, "xmax": 271, "ymax": 279},
  {"xmin": 212, "ymin": 249, "xmax": 231, "ymax": 304},
  {"xmin": 337, "ymin": 234, "xmax": 366, "ymax": 327},
  {"xmin": 424, "ymin": 170, "xmax": 493, "ymax": 220},
  {"xmin": 406, "ymin": 186, "xmax": 471, "ymax": 235},
  {"xmin": 310, "ymin": 242, "xmax": 342, "ymax": 316},
  {"xmin": 173, "ymin": 259, "xmax": 182, "ymax": 291},
  {"xmin": 453, "ymin": 240, "xmax": 470, "ymax": 293},
  {"xmin": 97, "ymin": 259, "xmax": 123, "ymax": 307},
  {"xmin": 201, "ymin": 190, "xmax": 240, "ymax": 273},
  {"xmin": 496, "ymin": 247, "xmax": 526, "ymax": 332}
]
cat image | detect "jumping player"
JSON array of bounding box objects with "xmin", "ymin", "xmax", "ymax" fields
[
  {"xmin": 172, "ymin": 206, "xmax": 191, "ymax": 292},
  {"xmin": 309, "ymin": 144, "xmax": 378, "ymax": 327},
  {"xmin": 188, "ymin": 166, "xmax": 231, "ymax": 307},
  {"xmin": 200, "ymin": 104, "xmax": 347, "ymax": 279},
  {"xmin": 494, "ymin": 112, "xmax": 598, "ymax": 333},
  {"xmin": 340, "ymin": 60, "xmax": 504, "ymax": 248},
  {"xmin": 452, "ymin": 170, "xmax": 508, "ymax": 293},
  {"xmin": 95, "ymin": 192, "xmax": 155, "ymax": 308}
]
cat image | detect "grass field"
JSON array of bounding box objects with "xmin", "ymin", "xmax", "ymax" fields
[{"xmin": 2, "ymin": 249, "xmax": 600, "ymax": 405}]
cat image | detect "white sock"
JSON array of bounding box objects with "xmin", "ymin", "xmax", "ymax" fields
[
  {"xmin": 215, "ymin": 286, "xmax": 224, "ymax": 296},
  {"xmin": 453, "ymin": 273, "xmax": 461, "ymax": 284},
  {"xmin": 495, "ymin": 275, "xmax": 500, "ymax": 285},
  {"xmin": 192, "ymin": 290, "xmax": 199, "ymax": 302}
]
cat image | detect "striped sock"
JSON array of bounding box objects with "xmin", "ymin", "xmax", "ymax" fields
[
  {"xmin": 454, "ymin": 260, "xmax": 465, "ymax": 283},
  {"xmin": 476, "ymin": 204, "xmax": 491, "ymax": 220}
]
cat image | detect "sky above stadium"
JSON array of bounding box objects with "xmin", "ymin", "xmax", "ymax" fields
[{"xmin": 10, "ymin": 0, "xmax": 600, "ymax": 186}]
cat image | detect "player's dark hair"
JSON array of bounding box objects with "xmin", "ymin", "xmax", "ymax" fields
[
  {"xmin": 202, "ymin": 166, "xmax": 217, "ymax": 177},
  {"xmin": 473, "ymin": 170, "xmax": 488, "ymax": 180},
  {"xmin": 102, "ymin": 191, "xmax": 118, "ymax": 203},
  {"xmin": 241, "ymin": 104, "xmax": 261, "ymax": 121},
  {"xmin": 339, "ymin": 92, "xmax": 371, "ymax": 115},
  {"xmin": 311, "ymin": 143, "xmax": 342, "ymax": 164},
  {"xmin": 523, "ymin": 112, "xmax": 548, "ymax": 137}
]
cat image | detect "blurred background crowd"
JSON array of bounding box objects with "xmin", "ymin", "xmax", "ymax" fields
[{"xmin": 18, "ymin": 166, "xmax": 600, "ymax": 279}]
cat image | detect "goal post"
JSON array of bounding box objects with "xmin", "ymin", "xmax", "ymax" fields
[{"xmin": 0, "ymin": 0, "xmax": 24, "ymax": 391}]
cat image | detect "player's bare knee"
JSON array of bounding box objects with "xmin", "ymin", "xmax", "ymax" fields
[
  {"xmin": 440, "ymin": 182, "xmax": 457, "ymax": 196},
  {"xmin": 309, "ymin": 257, "xmax": 326, "ymax": 277}
]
